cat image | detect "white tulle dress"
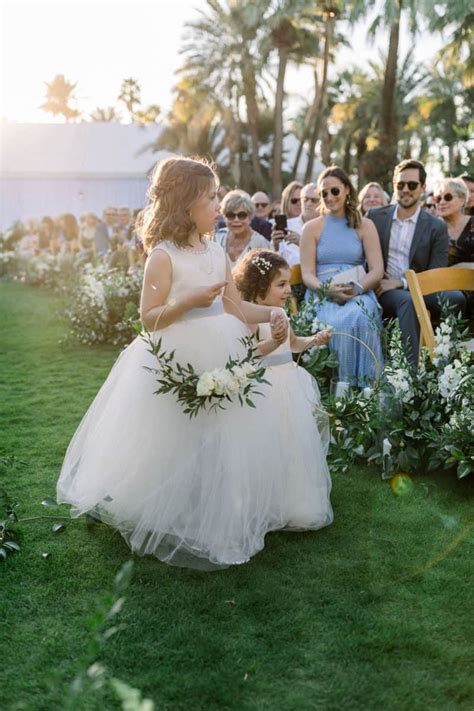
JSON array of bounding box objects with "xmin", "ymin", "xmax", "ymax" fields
[{"xmin": 57, "ymin": 240, "xmax": 333, "ymax": 569}]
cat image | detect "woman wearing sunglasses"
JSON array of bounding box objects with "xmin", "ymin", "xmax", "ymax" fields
[
  {"xmin": 214, "ymin": 190, "xmax": 269, "ymax": 265},
  {"xmin": 281, "ymin": 181, "xmax": 303, "ymax": 218},
  {"xmin": 300, "ymin": 166, "xmax": 384, "ymax": 387},
  {"xmin": 433, "ymin": 178, "xmax": 473, "ymax": 267}
]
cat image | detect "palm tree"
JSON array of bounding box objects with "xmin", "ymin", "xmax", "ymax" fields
[
  {"xmin": 420, "ymin": 0, "xmax": 473, "ymax": 79},
  {"xmin": 182, "ymin": 0, "xmax": 273, "ymax": 188},
  {"xmin": 90, "ymin": 107, "xmax": 122, "ymax": 123},
  {"xmin": 304, "ymin": 3, "xmax": 342, "ymax": 182},
  {"xmin": 118, "ymin": 78, "xmax": 142, "ymax": 121},
  {"xmin": 347, "ymin": 0, "xmax": 418, "ymax": 185},
  {"xmin": 39, "ymin": 74, "xmax": 80, "ymax": 122}
]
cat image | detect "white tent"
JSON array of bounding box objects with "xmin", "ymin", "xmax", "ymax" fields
[{"xmin": 0, "ymin": 122, "xmax": 168, "ymax": 228}]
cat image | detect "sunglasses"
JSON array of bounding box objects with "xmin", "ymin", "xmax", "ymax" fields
[
  {"xmin": 433, "ymin": 193, "xmax": 454, "ymax": 203},
  {"xmin": 303, "ymin": 196, "xmax": 319, "ymax": 203},
  {"xmin": 425, "ymin": 203, "xmax": 436, "ymax": 209},
  {"xmin": 396, "ymin": 181, "xmax": 420, "ymax": 191},
  {"xmin": 254, "ymin": 202, "xmax": 269, "ymax": 209},
  {"xmin": 225, "ymin": 211, "xmax": 249, "ymax": 221},
  {"xmin": 290, "ymin": 197, "xmax": 300, "ymax": 204},
  {"xmin": 321, "ymin": 187, "xmax": 341, "ymax": 199}
]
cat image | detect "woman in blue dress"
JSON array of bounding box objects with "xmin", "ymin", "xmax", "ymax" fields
[{"xmin": 300, "ymin": 166, "xmax": 384, "ymax": 386}]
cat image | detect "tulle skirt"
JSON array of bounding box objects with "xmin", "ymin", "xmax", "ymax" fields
[{"xmin": 57, "ymin": 312, "xmax": 333, "ymax": 569}]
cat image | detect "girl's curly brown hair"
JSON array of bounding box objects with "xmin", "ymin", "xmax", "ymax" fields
[
  {"xmin": 137, "ymin": 156, "xmax": 217, "ymax": 252},
  {"xmin": 233, "ymin": 249, "xmax": 289, "ymax": 303}
]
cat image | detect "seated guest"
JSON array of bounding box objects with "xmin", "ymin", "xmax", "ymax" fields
[
  {"xmin": 422, "ymin": 192, "xmax": 437, "ymax": 214},
  {"xmin": 79, "ymin": 213, "xmax": 98, "ymax": 259},
  {"xmin": 459, "ymin": 174, "xmax": 474, "ymax": 216},
  {"xmin": 94, "ymin": 208, "xmax": 117, "ymax": 256},
  {"xmin": 273, "ymin": 183, "xmax": 320, "ymax": 266},
  {"xmin": 367, "ymin": 159, "xmax": 465, "ymax": 364},
  {"xmin": 434, "ymin": 178, "xmax": 473, "ymax": 266},
  {"xmin": 358, "ymin": 182, "xmax": 389, "ymax": 215},
  {"xmin": 250, "ymin": 191, "xmax": 273, "ymax": 240},
  {"xmin": 300, "ymin": 166, "xmax": 384, "ymax": 386},
  {"xmin": 213, "ymin": 190, "xmax": 268, "ymax": 265},
  {"xmin": 287, "ymin": 183, "xmax": 321, "ymax": 236},
  {"xmin": 61, "ymin": 214, "xmax": 80, "ymax": 253},
  {"xmin": 281, "ymin": 181, "xmax": 303, "ymax": 219},
  {"xmin": 107, "ymin": 235, "xmax": 130, "ymax": 272},
  {"xmin": 38, "ymin": 217, "xmax": 54, "ymax": 251}
]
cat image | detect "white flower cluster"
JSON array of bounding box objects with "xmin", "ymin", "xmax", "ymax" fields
[
  {"xmin": 433, "ymin": 321, "xmax": 453, "ymax": 360},
  {"xmin": 385, "ymin": 368, "xmax": 414, "ymax": 403},
  {"xmin": 438, "ymin": 360, "xmax": 464, "ymax": 400},
  {"xmin": 196, "ymin": 362, "xmax": 257, "ymax": 398}
]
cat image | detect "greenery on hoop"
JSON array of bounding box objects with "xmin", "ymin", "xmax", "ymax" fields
[{"xmin": 141, "ymin": 329, "xmax": 270, "ymax": 418}]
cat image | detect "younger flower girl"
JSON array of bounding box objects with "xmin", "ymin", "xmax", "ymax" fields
[{"xmin": 234, "ymin": 249, "xmax": 333, "ymax": 530}]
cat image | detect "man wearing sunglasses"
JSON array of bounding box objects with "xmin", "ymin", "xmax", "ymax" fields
[
  {"xmin": 250, "ymin": 191, "xmax": 273, "ymax": 239},
  {"xmin": 367, "ymin": 159, "xmax": 465, "ymax": 364},
  {"xmin": 286, "ymin": 183, "xmax": 321, "ymax": 237}
]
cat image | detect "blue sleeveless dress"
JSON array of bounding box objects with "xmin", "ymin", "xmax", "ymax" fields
[{"xmin": 305, "ymin": 215, "xmax": 383, "ymax": 386}]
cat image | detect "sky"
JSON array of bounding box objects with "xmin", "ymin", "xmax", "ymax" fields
[{"xmin": 1, "ymin": 0, "xmax": 443, "ymax": 125}]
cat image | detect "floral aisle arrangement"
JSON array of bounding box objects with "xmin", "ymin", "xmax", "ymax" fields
[
  {"xmin": 15, "ymin": 251, "xmax": 81, "ymax": 291},
  {"xmin": 323, "ymin": 313, "xmax": 473, "ymax": 479},
  {"xmin": 64, "ymin": 264, "xmax": 142, "ymax": 346},
  {"xmin": 141, "ymin": 330, "xmax": 269, "ymax": 418}
]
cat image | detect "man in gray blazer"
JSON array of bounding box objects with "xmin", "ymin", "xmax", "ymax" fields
[{"xmin": 367, "ymin": 159, "xmax": 465, "ymax": 364}]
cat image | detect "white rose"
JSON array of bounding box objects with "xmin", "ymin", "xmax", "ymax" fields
[
  {"xmin": 232, "ymin": 366, "xmax": 249, "ymax": 386},
  {"xmin": 196, "ymin": 372, "xmax": 215, "ymax": 397},
  {"xmin": 212, "ymin": 369, "xmax": 240, "ymax": 397}
]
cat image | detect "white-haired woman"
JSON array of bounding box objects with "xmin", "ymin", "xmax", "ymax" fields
[
  {"xmin": 434, "ymin": 178, "xmax": 473, "ymax": 266},
  {"xmin": 214, "ymin": 190, "xmax": 268, "ymax": 265},
  {"xmin": 357, "ymin": 182, "xmax": 389, "ymax": 215}
]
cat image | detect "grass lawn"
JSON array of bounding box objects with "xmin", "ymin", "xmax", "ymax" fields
[{"xmin": 1, "ymin": 280, "xmax": 473, "ymax": 711}]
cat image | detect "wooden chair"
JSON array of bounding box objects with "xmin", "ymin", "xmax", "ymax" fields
[
  {"xmin": 289, "ymin": 264, "xmax": 303, "ymax": 314},
  {"xmin": 405, "ymin": 267, "xmax": 474, "ymax": 360}
]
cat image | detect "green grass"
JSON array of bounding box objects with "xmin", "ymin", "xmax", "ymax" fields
[{"xmin": 1, "ymin": 280, "xmax": 473, "ymax": 711}]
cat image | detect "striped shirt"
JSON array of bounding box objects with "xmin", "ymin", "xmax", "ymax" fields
[{"xmin": 386, "ymin": 205, "xmax": 421, "ymax": 279}]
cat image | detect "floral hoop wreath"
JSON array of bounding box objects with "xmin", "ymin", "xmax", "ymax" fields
[
  {"xmin": 140, "ymin": 294, "xmax": 271, "ymax": 418},
  {"xmin": 294, "ymin": 329, "xmax": 384, "ymax": 416}
]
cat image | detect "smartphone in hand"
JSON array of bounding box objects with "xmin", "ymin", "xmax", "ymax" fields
[{"xmin": 274, "ymin": 214, "xmax": 288, "ymax": 234}]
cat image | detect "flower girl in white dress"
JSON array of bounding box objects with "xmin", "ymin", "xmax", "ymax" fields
[
  {"xmin": 57, "ymin": 157, "xmax": 330, "ymax": 570},
  {"xmin": 234, "ymin": 249, "xmax": 333, "ymax": 530}
]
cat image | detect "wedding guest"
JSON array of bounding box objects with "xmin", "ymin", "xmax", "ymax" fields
[
  {"xmin": 287, "ymin": 183, "xmax": 321, "ymax": 236},
  {"xmin": 251, "ymin": 191, "xmax": 272, "ymax": 221},
  {"xmin": 79, "ymin": 213, "xmax": 98, "ymax": 259},
  {"xmin": 367, "ymin": 159, "xmax": 465, "ymax": 364},
  {"xmin": 61, "ymin": 214, "xmax": 80, "ymax": 252},
  {"xmin": 213, "ymin": 190, "xmax": 268, "ymax": 265},
  {"xmin": 281, "ymin": 181, "xmax": 302, "ymax": 218},
  {"xmin": 434, "ymin": 178, "xmax": 473, "ymax": 266},
  {"xmin": 250, "ymin": 191, "xmax": 273, "ymax": 240},
  {"xmin": 358, "ymin": 182, "xmax": 389, "ymax": 215},
  {"xmin": 107, "ymin": 235, "xmax": 130, "ymax": 272},
  {"xmin": 94, "ymin": 208, "xmax": 116, "ymax": 256},
  {"xmin": 300, "ymin": 166, "xmax": 384, "ymax": 386},
  {"xmin": 422, "ymin": 192, "xmax": 437, "ymax": 214},
  {"xmin": 459, "ymin": 174, "xmax": 474, "ymax": 216},
  {"xmin": 35, "ymin": 218, "xmax": 49, "ymax": 251},
  {"xmin": 18, "ymin": 219, "xmax": 39, "ymax": 255},
  {"xmin": 272, "ymin": 183, "xmax": 320, "ymax": 266}
]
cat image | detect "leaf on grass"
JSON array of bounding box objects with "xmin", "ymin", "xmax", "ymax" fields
[
  {"xmin": 41, "ymin": 552, "xmax": 51, "ymax": 559},
  {"xmin": 51, "ymin": 523, "xmax": 66, "ymax": 534},
  {"xmin": 41, "ymin": 497, "xmax": 58, "ymax": 507}
]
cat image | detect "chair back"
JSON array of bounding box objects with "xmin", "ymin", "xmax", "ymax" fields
[
  {"xmin": 288, "ymin": 264, "xmax": 303, "ymax": 314},
  {"xmin": 405, "ymin": 268, "xmax": 474, "ymax": 359}
]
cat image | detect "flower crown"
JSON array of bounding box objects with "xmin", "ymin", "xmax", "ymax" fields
[{"xmin": 252, "ymin": 255, "xmax": 273, "ymax": 275}]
